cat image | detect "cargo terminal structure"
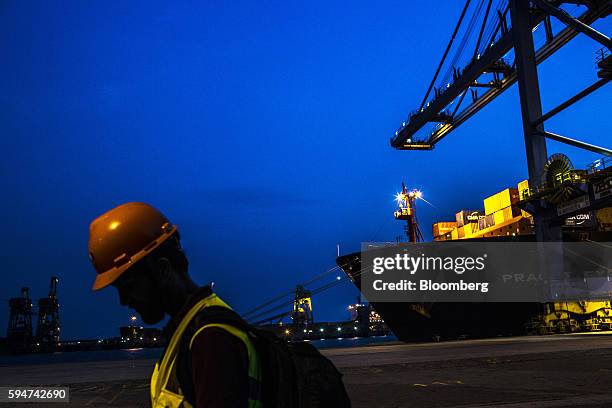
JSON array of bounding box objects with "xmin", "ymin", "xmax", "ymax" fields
[
  {"xmin": 338, "ymin": 157, "xmax": 612, "ymax": 341},
  {"xmin": 337, "ymin": 0, "xmax": 611, "ymax": 342},
  {"xmin": 432, "ymin": 177, "xmax": 610, "ymax": 243},
  {"xmin": 434, "ymin": 170, "xmax": 612, "ymax": 335}
]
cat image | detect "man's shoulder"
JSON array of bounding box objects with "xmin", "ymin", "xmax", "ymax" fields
[
  {"xmin": 190, "ymin": 326, "xmax": 246, "ymax": 351},
  {"xmin": 191, "ymin": 303, "xmax": 247, "ymax": 331},
  {"xmin": 183, "ymin": 304, "xmax": 248, "ymax": 347}
]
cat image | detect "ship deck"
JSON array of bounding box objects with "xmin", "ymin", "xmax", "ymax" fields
[{"xmin": 3, "ymin": 333, "xmax": 612, "ymax": 407}]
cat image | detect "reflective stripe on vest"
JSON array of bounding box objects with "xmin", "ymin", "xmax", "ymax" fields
[{"xmin": 150, "ymin": 294, "xmax": 263, "ymax": 408}]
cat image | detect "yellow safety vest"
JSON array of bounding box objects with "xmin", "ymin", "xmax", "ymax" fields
[{"xmin": 150, "ymin": 293, "xmax": 263, "ymax": 408}]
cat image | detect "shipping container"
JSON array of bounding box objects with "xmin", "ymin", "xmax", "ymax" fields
[
  {"xmin": 478, "ymin": 218, "xmax": 486, "ymax": 230},
  {"xmin": 463, "ymin": 223, "xmax": 476, "ymax": 237},
  {"xmin": 484, "ymin": 195, "xmax": 499, "ymax": 215},
  {"xmin": 484, "ymin": 188, "xmax": 519, "ymax": 214},
  {"xmin": 455, "ymin": 210, "xmax": 482, "ymax": 227},
  {"xmin": 563, "ymin": 212, "xmax": 595, "ymax": 228},
  {"xmin": 455, "ymin": 211, "xmax": 464, "ymax": 227},
  {"xmin": 433, "ymin": 222, "xmax": 457, "ymax": 237},
  {"xmin": 503, "ymin": 188, "xmax": 519, "ymax": 207},
  {"xmin": 457, "ymin": 226, "xmax": 465, "ymax": 238},
  {"xmin": 502, "ymin": 206, "xmax": 522, "ymax": 221},
  {"xmin": 493, "ymin": 209, "xmax": 505, "ymax": 225},
  {"xmin": 451, "ymin": 228, "xmax": 459, "ymax": 240}
]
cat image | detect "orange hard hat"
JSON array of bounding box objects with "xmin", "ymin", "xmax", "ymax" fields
[{"xmin": 88, "ymin": 202, "xmax": 177, "ymax": 291}]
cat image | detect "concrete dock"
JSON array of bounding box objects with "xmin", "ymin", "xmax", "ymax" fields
[{"xmin": 2, "ymin": 333, "xmax": 612, "ymax": 407}]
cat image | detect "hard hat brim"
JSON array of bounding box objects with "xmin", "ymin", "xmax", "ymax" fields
[{"xmin": 91, "ymin": 225, "xmax": 177, "ymax": 291}]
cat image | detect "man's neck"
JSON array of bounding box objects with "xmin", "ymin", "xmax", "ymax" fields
[{"xmin": 165, "ymin": 278, "xmax": 199, "ymax": 318}]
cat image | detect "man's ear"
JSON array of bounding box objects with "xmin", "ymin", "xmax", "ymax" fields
[{"xmin": 156, "ymin": 257, "xmax": 173, "ymax": 281}]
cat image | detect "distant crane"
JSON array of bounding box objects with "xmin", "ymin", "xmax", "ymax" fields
[
  {"xmin": 35, "ymin": 276, "xmax": 60, "ymax": 349},
  {"xmin": 7, "ymin": 287, "xmax": 34, "ymax": 353},
  {"xmin": 291, "ymin": 285, "xmax": 314, "ymax": 326}
]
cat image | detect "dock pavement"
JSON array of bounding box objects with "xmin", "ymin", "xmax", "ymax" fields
[{"xmin": 2, "ymin": 333, "xmax": 612, "ymax": 407}]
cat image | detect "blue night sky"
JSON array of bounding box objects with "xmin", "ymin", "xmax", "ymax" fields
[{"xmin": 1, "ymin": 1, "xmax": 609, "ymax": 339}]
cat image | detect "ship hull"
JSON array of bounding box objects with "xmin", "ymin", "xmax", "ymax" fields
[{"xmin": 337, "ymin": 250, "xmax": 543, "ymax": 342}]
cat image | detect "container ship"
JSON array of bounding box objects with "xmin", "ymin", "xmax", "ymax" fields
[{"xmin": 337, "ymin": 155, "xmax": 612, "ymax": 342}]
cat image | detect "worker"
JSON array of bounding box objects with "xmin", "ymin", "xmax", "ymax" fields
[{"xmin": 88, "ymin": 202, "xmax": 261, "ymax": 408}]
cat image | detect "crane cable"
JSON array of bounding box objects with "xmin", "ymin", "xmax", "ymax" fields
[
  {"xmin": 418, "ymin": 0, "xmax": 473, "ymax": 113},
  {"xmin": 241, "ymin": 264, "xmax": 341, "ymax": 318},
  {"xmin": 247, "ymin": 261, "xmax": 377, "ymax": 324},
  {"xmin": 443, "ymin": 0, "xmax": 487, "ymax": 86},
  {"xmin": 244, "ymin": 215, "xmax": 400, "ymax": 319},
  {"xmin": 479, "ymin": 0, "xmax": 506, "ymax": 55},
  {"xmin": 439, "ymin": 0, "xmax": 486, "ymax": 90},
  {"xmin": 246, "ymin": 268, "xmax": 351, "ymax": 323},
  {"xmin": 439, "ymin": 0, "xmax": 505, "ymax": 107},
  {"xmin": 431, "ymin": 0, "xmax": 505, "ymax": 132}
]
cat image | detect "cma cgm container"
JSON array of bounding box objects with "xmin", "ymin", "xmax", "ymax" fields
[{"xmin": 455, "ymin": 210, "xmax": 484, "ymax": 227}]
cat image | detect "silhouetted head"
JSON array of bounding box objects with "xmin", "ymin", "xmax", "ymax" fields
[
  {"xmin": 88, "ymin": 202, "xmax": 195, "ymax": 324},
  {"xmin": 111, "ymin": 234, "xmax": 191, "ymax": 324}
]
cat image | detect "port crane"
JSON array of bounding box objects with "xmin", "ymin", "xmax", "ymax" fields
[
  {"xmin": 7, "ymin": 287, "xmax": 34, "ymax": 353},
  {"xmin": 36, "ymin": 276, "xmax": 60, "ymax": 348},
  {"xmin": 389, "ymin": 0, "xmax": 610, "ymax": 241},
  {"xmin": 6, "ymin": 277, "xmax": 61, "ymax": 353}
]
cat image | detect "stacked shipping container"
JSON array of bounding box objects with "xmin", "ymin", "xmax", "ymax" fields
[{"xmin": 432, "ymin": 181, "xmax": 534, "ymax": 241}]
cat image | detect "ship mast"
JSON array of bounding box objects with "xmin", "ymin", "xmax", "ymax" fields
[{"xmin": 394, "ymin": 182, "xmax": 424, "ymax": 243}]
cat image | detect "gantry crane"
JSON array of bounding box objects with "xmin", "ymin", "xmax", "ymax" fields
[
  {"xmin": 7, "ymin": 287, "xmax": 34, "ymax": 352},
  {"xmin": 389, "ymin": 0, "xmax": 611, "ymax": 241},
  {"xmin": 36, "ymin": 276, "xmax": 61, "ymax": 348}
]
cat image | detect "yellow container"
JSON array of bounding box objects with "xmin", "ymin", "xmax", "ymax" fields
[
  {"xmin": 503, "ymin": 206, "xmax": 513, "ymax": 220},
  {"xmin": 463, "ymin": 223, "xmax": 476, "ymax": 237},
  {"xmin": 517, "ymin": 179, "xmax": 530, "ymax": 200},
  {"xmin": 484, "ymin": 195, "xmax": 501, "ymax": 215},
  {"xmin": 451, "ymin": 228, "xmax": 459, "ymax": 240},
  {"xmin": 499, "ymin": 188, "xmax": 518, "ymax": 208},
  {"xmin": 433, "ymin": 222, "xmax": 457, "ymax": 237},
  {"xmin": 484, "ymin": 188, "xmax": 519, "ymax": 214},
  {"xmin": 493, "ymin": 209, "xmax": 506, "ymax": 225}
]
